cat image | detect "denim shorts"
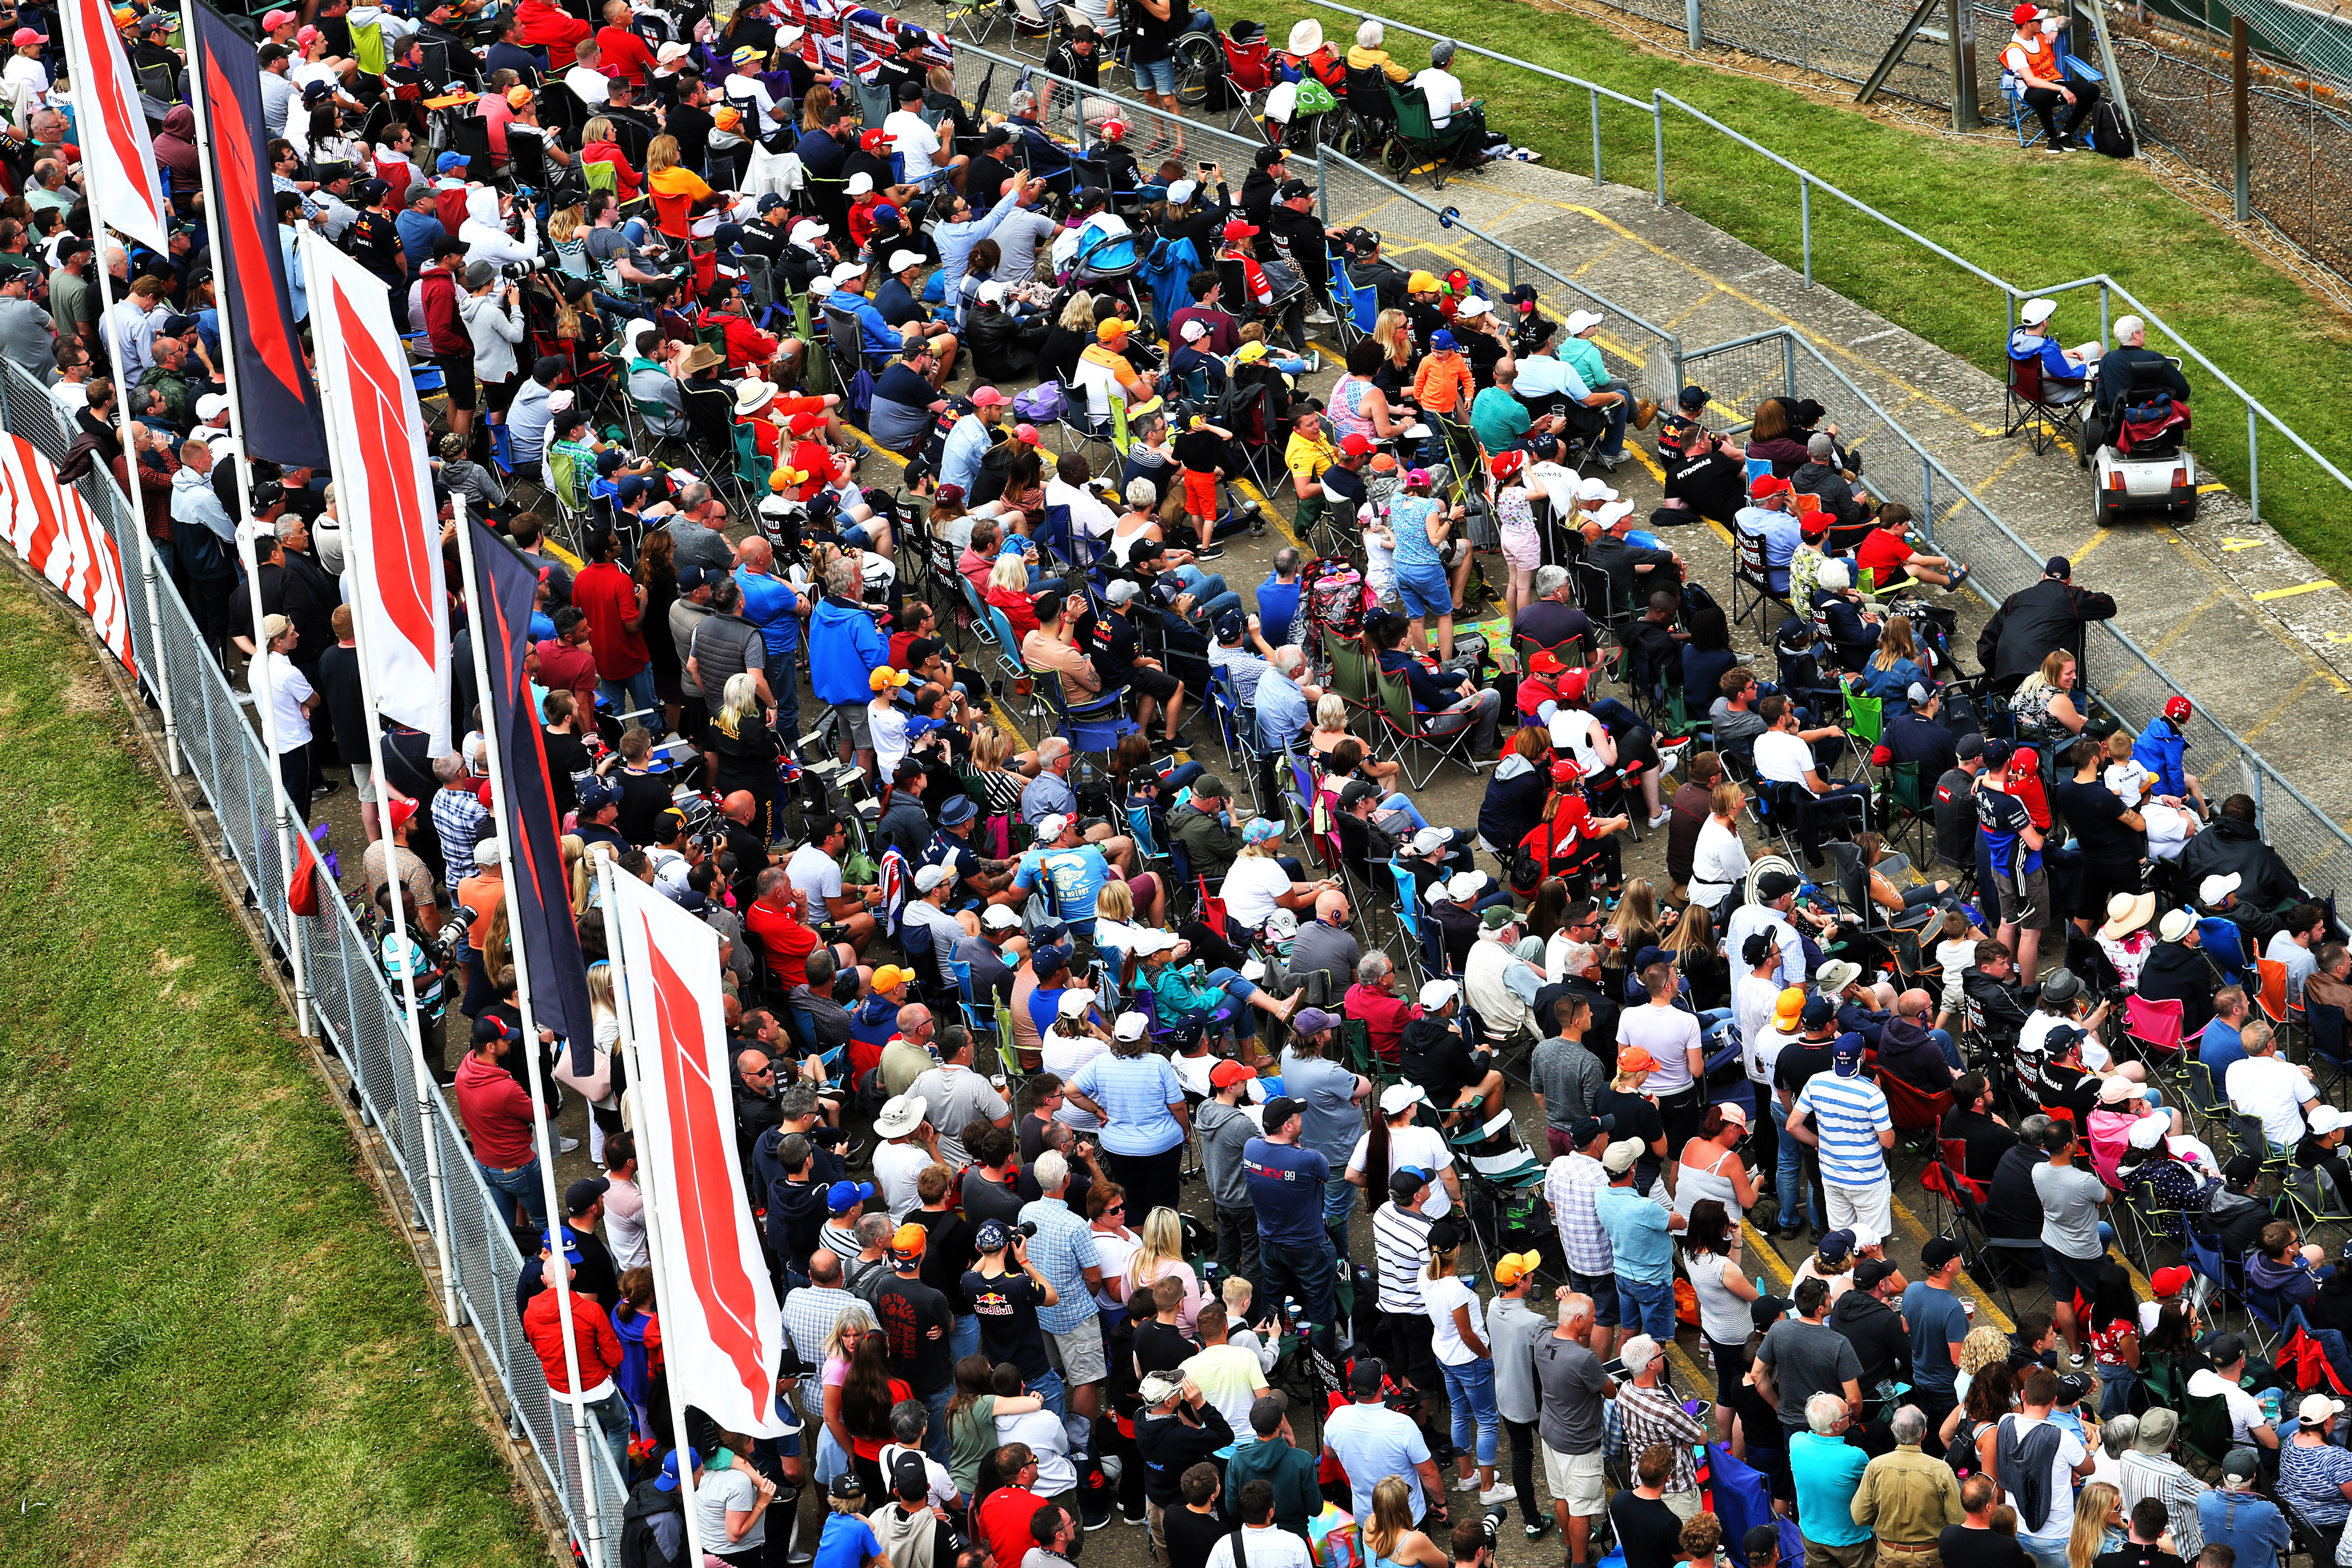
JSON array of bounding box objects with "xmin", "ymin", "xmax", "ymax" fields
[
  {"xmin": 1132, "ymin": 55, "xmax": 1177, "ymax": 93},
  {"xmin": 1395, "ymin": 562, "xmax": 1452, "ymax": 620}
]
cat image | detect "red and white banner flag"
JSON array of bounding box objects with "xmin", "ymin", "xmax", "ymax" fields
[
  {"xmin": 298, "ymin": 230, "xmax": 450, "ymax": 753},
  {"xmin": 58, "ymin": 0, "xmax": 170, "ymax": 252},
  {"xmin": 0, "ymin": 433, "xmax": 136, "ymax": 672},
  {"xmin": 608, "ymin": 869, "xmax": 787, "ymax": 1438}
]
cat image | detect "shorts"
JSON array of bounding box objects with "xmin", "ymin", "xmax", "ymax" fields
[
  {"xmin": 1181, "ymin": 468, "xmax": 1220, "ymax": 518},
  {"xmin": 2045, "ymin": 1245, "xmax": 2107, "ymax": 1304},
  {"xmin": 1824, "ymin": 1181, "xmax": 1893, "ymax": 1239},
  {"xmin": 1568, "ymin": 1269, "xmax": 1619, "ymax": 1328},
  {"xmin": 1544, "ymin": 1445, "xmax": 1606, "ymax": 1515},
  {"xmin": 1499, "ymin": 522, "xmax": 1543, "ymax": 572},
  {"xmin": 834, "ymin": 701, "xmax": 874, "ymax": 750},
  {"xmin": 1044, "ymin": 1322, "xmax": 1109, "ymax": 1387},
  {"xmin": 1128, "ymin": 663, "xmax": 1182, "ymax": 701},
  {"xmin": 1994, "ymin": 862, "xmax": 2051, "ymax": 930},
  {"xmin": 435, "ymin": 349, "xmax": 478, "ymax": 412},
  {"xmin": 1395, "ymin": 563, "xmax": 1452, "ymax": 621},
  {"xmin": 350, "ymin": 759, "xmax": 376, "ymax": 803},
  {"xmin": 1131, "ymin": 55, "xmax": 1177, "ymax": 93}
]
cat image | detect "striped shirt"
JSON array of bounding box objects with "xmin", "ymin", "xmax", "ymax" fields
[
  {"xmin": 1372, "ymin": 1200, "xmax": 1435, "ymax": 1313},
  {"xmin": 1546, "ymin": 1153, "xmax": 1613, "ymax": 1275},
  {"xmin": 782, "ymin": 1285, "xmax": 874, "ymax": 1417},
  {"xmin": 1793, "ymin": 1068, "xmax": 1893, "ymax": 1185},
  {"xmin": 1017, "ymin": 1196, "xmax": 1102, "ymax": 1334}
]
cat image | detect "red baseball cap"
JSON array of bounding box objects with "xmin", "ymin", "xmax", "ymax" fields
[
  {"xmin": 860, "ymin": 128, "xmax": 896, "ymax": 150},
  {"xmin": 1748, "ymin": 473, "xmax": 1790, "ymax": 498},
  {"xmin": 1209, "ymin": 1059, "xmax": 1256, "ymax": 1089},
  {"xmin": 1221, "ymin": 218, "xmax": 1259, "ymax": 242},
  {"xmin": 388, "ymin": 796, "xmax": 420, "ymax": 830},
  {"xmin": 970, "ymin": 386, "xmax": 1012, "ymax": 407},
  {"xmin": 2011, "ymin": 3, "xmax": 2043, "ymax": 22},
  {"xmin": 1529, "ymin": 650, "xmax": 1565, "ymax": 675},
  {"xmin": 1489, "ymin": 451, "xmax": 1526, "ymax": 481},
  {"xmin": 1339, "ymin": 432, "xmax": 1372, "ymax": 456},
  {"xmin": 788, "ymin": 412, "xmax": 821, "ymax": 435},
  {"xmin": 2151, "ymin": 1264, "xmax": 2194, "ymax": 1296},
  {"xmin": 1549, "ymin": 759, "xmax": 1583, "ymax": 787},
  {"xmin": 1560, "ymin": 667, "xmax": 1591, "ymax": 701},
  {"xmin": 2164, "ymin": 695, "xmax": 2192, "ymax": 723}
]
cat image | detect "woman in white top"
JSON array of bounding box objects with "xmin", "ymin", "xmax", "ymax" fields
[
  {"xmin": 1421, "ymin": 1223, "xmax": 1509, "ymax": 1505},
  {"xmin": 1681, "ymin": 1198, "xmax": 1760, "ymax": 1438},
  {"xmin": 1675, "ymin": 1101, "xmax": 1758, "ymax": 1225},
  {"xmin": 1621, "ymin": 952, "xmax": 1706, "ymax": 1149},
  {"xmin": 1218, "ymin": 820, "xmax": 1337, "ymax": 931},
  {"xmin": 1041, "ymin": 993, "xmax": 1112, "ymax": 1127},
  {"xmin": 1086, "ymin": 1183, "xmax": 1141, "ymax": 1309},
  {"xmin": 1346, "ymin": 1083, "xmax": 1464, "ymax": 1220},
  {"xmin": 1687, "ymin": 781, "xmax": 1752, "ymax": 914}
]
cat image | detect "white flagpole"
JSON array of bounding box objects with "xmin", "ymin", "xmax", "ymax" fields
[
  {"xmin": 87, "ymin": 237, "xmax": 181, "ymax": 777},
  {"xmin": 308, "ymin": 323, "xmax": 460, "ymax": 1329},
  {"xmin": 593, "ymin": 852, "xmax": 709, "ymax": 1562},
  {"xmin": 456, "ymin": 502, "xmax": 610, "ymax": 1568},
  {"xmin": 179, "ymin": 0, "xmax": 313, "ymax": 1039}
]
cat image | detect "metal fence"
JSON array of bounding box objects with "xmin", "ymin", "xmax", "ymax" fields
[
  {"xmin": 1676, "ymin": 324, "xmax": 2352, "ymax": 887},
  {"xmin": 0, "ymin": 359, "xmax": 630, "ymax": 1563}
]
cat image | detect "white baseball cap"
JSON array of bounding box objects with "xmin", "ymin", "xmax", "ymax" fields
[
  {"xmin": 2020, "ymin": 297, "xmax": 2057, "ymax": 326},
  {"xmin": 1379, "ymin": 1083, "xmax": 1427, "ymax": 1115},
  {"xmin": 1034, "ymin": 813, "xmax": 1069, "ymax": 841},
  {"xmin": 1565, "ymin": 308, "xmax": 1604, "ymax": 334},
  {"xmin": 912, "ymin": 864, "xmax": 953, "ymax": 893},
  {"xmin": 1056, "ymin": 988, "xmax": 1096, "ymax": 1018},
  {"xmin": 1112, "ymin": 1011, "xmax": 1147, "ymax": 1042},
  {"xmin": 1418, "ymin": 979, "xmax": 1458, "ymax": 1009},
  {"xmin": 846, "ymin": 172, "xmax": 875, "ymax": 196},
  {"xmin": 981, "ymin": 905, "xmax": 1021, "ymax": 931}
]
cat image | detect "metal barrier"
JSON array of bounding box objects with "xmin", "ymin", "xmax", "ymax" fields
[
  {"xmin": 1676, "ymin": 324, "xmax": 2352, "ymax": 887},
  {"xmin": 0, "ymin": 359, "xmax": 633, "ymax": 1565}
]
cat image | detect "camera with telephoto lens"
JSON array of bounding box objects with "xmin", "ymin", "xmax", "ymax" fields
[
  {"xmin": 500, "ymin": 257, "xmax": 543, "ymax": 281},
  {"xmin": 1016, "ymin": 1220, "xmax": 1038, "ymax": 1238},
  {"xmin": 427, "ymin": 899, "xmax": 478, "ymax": 969}
]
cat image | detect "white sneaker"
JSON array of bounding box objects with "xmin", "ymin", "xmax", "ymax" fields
[
  {"xmin": 1304, "ymin": 305, "xmax": 1335, "ymax": 324},
  {"xmin": 1648, "ymin": 808, "xmax": 1673, "ymax": 829},
  {"xmin": 1480, "ymin": 1484, "xmax": 1517, "ymax": 1505},
  {"xmin": 559, "ymin": 1135, "xmax": 582, "ymax": 1154},
  {"xmin": 1455, "ymin": 1475, "xmax": 1480, "ymax": 1493}
]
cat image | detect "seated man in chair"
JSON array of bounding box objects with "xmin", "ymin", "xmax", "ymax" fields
[{"xmin": 2008, "ymin": 296, "xmax": 2099, "ymax": 405}]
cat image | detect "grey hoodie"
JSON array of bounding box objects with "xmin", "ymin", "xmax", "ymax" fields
[{"xmin": 1195, "ymin": 1097, "xmax": 1258, "ymax": 1209}]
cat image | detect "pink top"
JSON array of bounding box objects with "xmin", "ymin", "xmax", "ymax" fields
[{"xmin": 1130, "ymin": 1257, "xmax": 1204, "ymax": 1333}]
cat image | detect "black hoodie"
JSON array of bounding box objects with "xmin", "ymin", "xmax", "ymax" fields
[{"xmin": 1829, "ymin": 1286, "xmax": 1911, "ymax": 1391}]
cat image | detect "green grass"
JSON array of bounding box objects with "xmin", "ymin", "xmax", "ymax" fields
[
  {"xmin": 1260, "ymin": 0, "xmax": 2352, "ymax": 577},
  {"xmin": 0, "ymin": 574, "xmax": 545, "ymax": 1566}
]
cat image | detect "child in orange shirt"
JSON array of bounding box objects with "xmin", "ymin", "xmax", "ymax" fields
[{"xmin": 1411, "ymin": 328, "xmax": 1474, "ymax": 416}]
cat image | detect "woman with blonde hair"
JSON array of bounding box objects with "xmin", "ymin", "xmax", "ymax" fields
[
  {"xmin": 709, "ymin": 671, "xmax": 779, "ymax": 842},
  {"xmin": 1858, "ymin": 615, "xmax": 1929, "ymax": 712},
  {"xmin": 644, "ymin": 133, "xmax": 713, "ymax": 240},
  {"xmin": 2067, "ymin": 1481, "xmax": 2125, "ymax": 1568},
  {"xmin": 548, "ymin": 203, "xmax": 591, "ymax": 277},
  {"xmin": 562, "ymin": 833, "xmax": 592, "ymax": 919},
  {"xmin": 562, "ymin": 960, "xmax": 626, "ymax": 1166},
  {"xmin": 970, "ymin": 724, "xmax": 1034, "ymax": 819},
  {"xmin": 1125, "ymin": 1206, "xmax": 1204, "ymax": 1331},
  {"xmin": 1421, "ymin": 1225, "xmax": 1505, "ymax": 1503},
  {"xmin": 1605, "ymin": 877, "xmax": 1661, "ymax": 954},
  {"xmin": 1039, "ymin": 290, "xmax": 1097, "ymax": 386},
  {"xmin": 2012, "ymin": 647, "xmax": 2087, "ymax": 740},
  {"xmin": 1364, "ymin": 1476, "xmax": 1449, "ymax": 1568},
  {"xmin": 1369, "ymin": 308, "xmax": 1415, "ymax": 396},
  {"xmin": 581, "ymin": 115, "xmax": 642, "ymax": 200},
  {"xmin": 985, "ymin": 552, "xmax": 1043, "ymax": 642}
]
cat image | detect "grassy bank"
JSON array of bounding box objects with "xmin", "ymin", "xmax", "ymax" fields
[
  {"xmin": 0, "ymin": 573, "xmax": 544, "ymax": 1565},
  {"xmin": 1254, "ymin": 0, "xmax": 2352, "ymax": 577}
]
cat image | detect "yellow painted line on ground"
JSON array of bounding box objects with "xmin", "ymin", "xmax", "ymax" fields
[
  {"xmin": 1969, "ymin": 447, "xmax": 2031, "ymax": 497},
  {"xmin": 1664, "ymin": 286, "xmax": 1727, "ymax": 332},
  {"xmin": 1885, "ymin": 1193, "xmax": 2015, "ymax": 1334},
  {"xmin": 543, "ymin": 538, "xmax": 584, "ymax": 572},
  {"xmin": 2198, "ymin": 483, "xmax": 2232, "ymax": 494},
  {"xmin": 2252, "ymin": 579, "xmax": 2338, "ymax": 602},
  {"xmin": 2066, "ymin": 527, "xmax": 2113, "ymax": 567},
  {"xmin": 2243, "ymin": 668, "xmax": 2345, "ymax": 744},
  {"xmin": 1573, "ymin": 239, "xmax": 1631, "ymax": 278}
]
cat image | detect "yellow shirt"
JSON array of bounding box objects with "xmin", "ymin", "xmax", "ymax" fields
[{"xmin": 1285, "ymin": 430, "xmax": 1337, "ymax": 490}]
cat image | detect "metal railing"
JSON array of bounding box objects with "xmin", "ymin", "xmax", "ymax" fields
[
  {"xmin": 1070, "ymin": 0, "xmax": 2352, "ymax": 531},
  {"xmin": 1676, "ymin": 323, "xmax": 2352, "ymax": 885},
  {"xmin": 0, "ymin": 359, "xmax": 632, "ymax": 1563}
]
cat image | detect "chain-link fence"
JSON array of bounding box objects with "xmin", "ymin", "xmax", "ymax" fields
[
  {"xmin": 1592, "ymin": 0, "xmax": 2016, "ymax": 110},
  {"xmin": 0, "ymin": 358, "xmax": 632, "ymax": 1566},
  {"xmin": 2113, "ymin": 24, "xmax": 2352, "ymax": 284},
  {"xmin": 1677, "ymin": 325, "xmax": 2352, "ymax": 892}
]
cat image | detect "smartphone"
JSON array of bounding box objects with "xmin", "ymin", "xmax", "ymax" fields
[{"xmin": 1197, "ymin": 160, "xmax": 1212, "ymax": 173}]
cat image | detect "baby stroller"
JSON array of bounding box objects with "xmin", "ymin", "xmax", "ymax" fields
[{"xmin": 1068, "ymin": 220, "xmax": 1147, "ymax": 322}]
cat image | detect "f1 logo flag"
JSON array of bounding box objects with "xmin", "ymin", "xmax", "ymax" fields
[
  {"xmin": 298, "ymin": 230, "xmax": 450, "ymax": 754},
  {"xmin": 608, "ymin": 870, "xmax": 786, "ymax": 1437},
  {"xmin": 58, "ymin": 0, "xmax": 168, "ymax": 252}
]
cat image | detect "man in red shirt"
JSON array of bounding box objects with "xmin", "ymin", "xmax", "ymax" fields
[
  {"xmin": 454, "ymin": 1016, "xmax": 547, "ymax": 1228},
  {"xmin": 1852, "ymin": 503, "xmax": 1967, "ymax": 590},
  {"xmin": 593, "ymin": 0, "xmax": 658, "ymax": 86},
  {"xmin": 1342, "ymin": 949, "xmax": 1418, "ymax": 1064},
  {"xmin": 516, "ymin": 0, "xmax": 591, "ymax": 68},
  {"xmin": 744, "ymin": 867, "xmax": 821, "ymax": 990},
  {"xmin": 520, "ymin": 1244, "xmax": 634, "ymax": 1476},
  {"xmin": 534, "ymin": 606, "xmax": 601, "ymax": 719},
  {"xmin": 975, "ymin": 1447, "xmax": 1051, "ymax": 1568},
  {"xmin": 570, "ymin": 523, "xmax": 655, "ymax": 718}
]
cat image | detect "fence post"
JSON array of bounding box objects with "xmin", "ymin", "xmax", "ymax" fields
[
  {"xmin": 1590, "ymin": 88, "xmax": 1603, "ymax": 186},
  {"xmin": 1799, "ymin": 177, "xmax": 1813, "ymax": 286},
  {"xmin": 1922, "ymin": 455, "xmax": 1935, "ymax": 540},
  {"xmin": 2248, "ymin": 402, "xmax": 2260, "ymax": 520},
  {"xmin": 1654, "ymin": 105, "xmax": 1666, "ymax": 206},
  {"xmin": 2254, "ymin": 762, "xmax": 2266, "ymax": 840},
  {"xmin": 1685, "ymin": 0, "xmax": 1701, "ymax": 51},
  {"xmin": 2098, "ymin": 282, "xmax": 2110, "ymax": 351},
  {"xmin": 2233, "ymin": 16, "xmax": 2252, "ymax": 223},
  {"xmin": 1782, "ymin": 332, "xmax": 1798, "ymax": 399}
]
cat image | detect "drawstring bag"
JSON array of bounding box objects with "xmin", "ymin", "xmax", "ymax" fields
[{"xmin": 1014, "ymin": 381, "xmax": 1067, "ymax": 423}]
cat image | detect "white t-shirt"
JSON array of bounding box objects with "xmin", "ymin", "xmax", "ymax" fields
[
  {"xmin": 258, "ymin": 650, "xmax": 314, "ymax": 751},
  {"xmin": 565, "ymin": 64, "xmax": 616, "ymax": 106},
  {"xmin": 2228, "ymin": 1054, "xmax": 2316, "ymax": 1147},
  {"xmin": 996, "ymin": 1407, "xmax": 1075, "ymax": 1493},
  {"xmin": 1548, "ymin": 708, "xmax": 1610, "ymax": 778},
  {"xmin": 1181, "ymin": 1342, "xmax": 1269, "ymax": 1436},
  {"xmin": 1041, "ymin": 1031, "xmax": 1110, "ymax": 1108},
  {"xmin": 872, "ymin": 1137, "xmax": 932, "ymax": 1220},
  {"xmin": 722, "ymin": 72, "xmax": 778, "ymax": 129},
  {"xmin": 1423, "ymin": 1272, "xmax": 1484, "ymax": 1365},
  {"xmin": 2000, "ymin": 1413, "xmax": 2087, "ymax": 1541},
  {"xmin": 1207, "ymin": 1526, "xmax": 1315, "ymax": 1568},
  {"xmin": 2187, "ymin": 1367, "xmax": 2269, "ymax": 1441},
  {"xmin": 1753, "ymin": 728, "xmax": 1818, "ymax": 789},
  {"xmin": 4, "ymin": 55, "xmax": 50, "ymax": 108},
  {"xmin": 870, "ymin": 697, "xmax": 910, "ymax": 777},
  {"xmin": 1690, "ymin": 816, "xmax": 1750, "ymax": 906},
  {"xmin": 1620, "ymin": 1002, "xmax": 1702, "ymax": 1096},
  {"xmin": 1091, "ymin": 1225, "xmax": 1140, "ymax": 1298},
  {"xmin": 1346, "ymin": 1123, "xmax": 1457, "ymax": 1218},
  {"xmin": 786, "ymin": 843, "xmax": 844, "ymax": 911},
  {"xmin": 1220, "ymin": 854, "xmax": 1294, "ymax": 931},
  {"xmin": 1411, "ymin": 66, "xmax": 1466, "ymax": 127},
  {"xmin": 882, "ymin": 110, "xmax": 942, "ymax": 180}
]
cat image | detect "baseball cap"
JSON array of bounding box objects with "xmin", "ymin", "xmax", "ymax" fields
[
  {"xmin": 1349, "ymin": 1358, "xmax": 1388, "ymax": 1395},
  {"xmin": 1601, "ymin": 1139, "xmax": 1643, "ymax": 1174},
  {"xmin": 436, "ymin": 151, "xmax": 468, "ymax": 174},
  {"xmin": 1854, "ymin": 1258, "xmax": 1896, "ymax": 1290},
  {"xmin": 1920, "ymin": 1237, "xmax": 1962, "ymax": 1271},
  {"xmin": 1817, "ymin": 1228, "xmax": 1856, "ymax": 1263},
  {"xmin": 541, "ymin": 1225, "xmax": 583, "ymax": 1264},
  {"xmin": 825, "ymin": 1179, "xmax": 877, "ymax": 1213},
  {"xmin": 890, "ymin": 1223, "xmax": 927, "ymax": 1261},
  {"xmin": 1418, "ymin": 979, "xmax": 1458, "ymax": 1009},
  {"xmin": 1262, "ymin": 1094, "xmax": 1303, "ymax": 1130},
  {"xmin": 1387, "ymin": 1166, "xmax": 1431, "ymax": 1203},
  {"xmin": 657, "ymin": 1446, "xmax": 702, "ymax": 1491},
  {"xmin": 1493, "ymin": 1252, "xmax": 1544, "ymax": 1287},
  {"xmin": 829, "ymin": 1473, "xmax": 867, "ymax": 1500},
  {"xmin": 1293, "ymin": 1007, "xmax": 1340, "ymax": 1036},
  {"xmin": 1748, "ymin": 473, "xmax": 1790, "ymax": 498},
  {"xmin": 975, "ymin": 1219, "xmax": 1011, "ymax": 1252},
  {"xmin": 2166, "ymin": 694, "xmax": 2193, "ymax": 723},
  {"xmin": 980, "ymin": 903, "xmax": 1020, "ymax": 931},
  {"xmin": 1209, "ymin": 1059, "xmax": 1256, "ymax": 1090},
  {"xmin": 1616, "ymin": 1045, "xmax": 1659, "ymax": 1074},
  {"xmin": 872, "ymin": 964, "xmax": 916, "ymax": 991},
  {"xmin": 890, "ymin": 1451, "xmax": 931, "ymax": 1500},
  {"xmin": 1569, "ymin": 1115, "xmax": 1615, "ymax": 1145},
  {"xmin": 2151, "ymin": 1264, "xmax": 2194, "ymax": 1296},
  {"xmin": 1831, "ymin": 1032, "xmax": 1868, "ymax": 1068},
  {"xmin": 565, "ymin": 1176, "xmax": 609, "ymax": 1215},
  {"xmin": 1756, "ymin": 871, "xmax": 1799, "ymax": 900},
  {"xmin": 1799, "ymin": 996, "xmax": 1838, "ymax": 1029}
]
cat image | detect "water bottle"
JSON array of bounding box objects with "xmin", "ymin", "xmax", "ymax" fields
[{"xmin": 2262, "ymin": 1387, "xmax": 2282, "ymax": 1428}]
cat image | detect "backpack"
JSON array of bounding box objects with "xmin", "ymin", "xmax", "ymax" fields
[
  {"xmin": 1014, "ymin": 381, "xmax": 1066, "ymax": 423},
  {"xmin": 2089, "ymin": 99, "xmax": 2134, "ymax": 158}
]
